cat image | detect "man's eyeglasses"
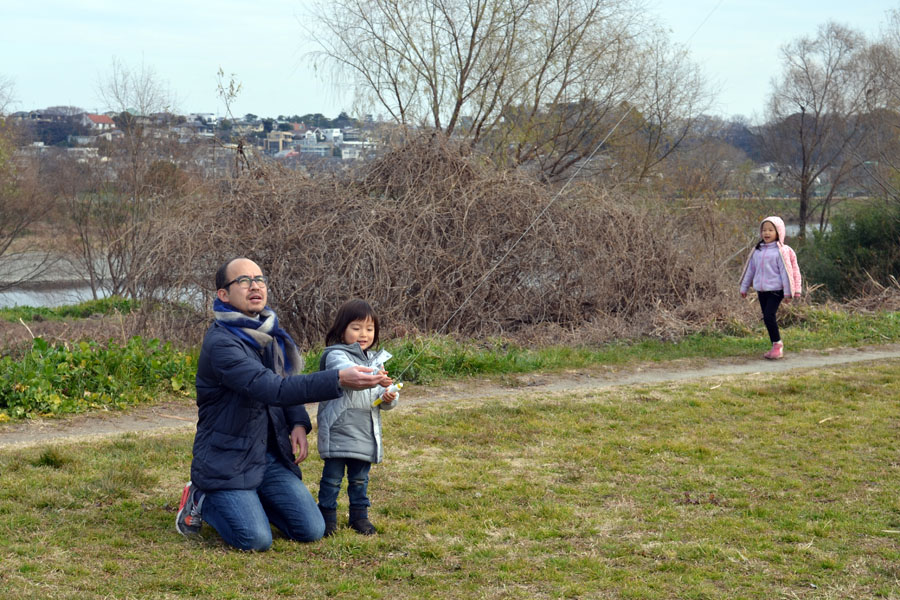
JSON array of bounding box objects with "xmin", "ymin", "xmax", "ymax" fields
[{"xmin": 223, "ymin": 275, "xmax": 268, "ymax": 290}]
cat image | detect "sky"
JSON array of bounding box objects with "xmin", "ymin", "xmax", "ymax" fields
[
  {"xmin": 1, "ymin": 0, "xmax": 894, "ymax": 122},
  {"xmin": 653, "ymin": 0, "xmax": 892, "ymax": 121}
]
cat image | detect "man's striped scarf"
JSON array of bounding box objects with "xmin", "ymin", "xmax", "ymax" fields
[{"xmin": 213, "ymin": 298, "xmax": 304, "ymax": 375}]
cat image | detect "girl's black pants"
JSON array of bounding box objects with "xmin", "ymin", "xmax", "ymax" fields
[{"xmin": 757, "ymin": 290, "xmax": 784, "ymax": 343}]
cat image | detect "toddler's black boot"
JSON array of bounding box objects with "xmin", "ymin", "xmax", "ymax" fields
[
  {"xmin": 320, "ymin": 507, "xmax": 338, "ymax": 537},
  {"xmin": 349, "ymin": 506, "xmax": 376, "ymax": 535}
]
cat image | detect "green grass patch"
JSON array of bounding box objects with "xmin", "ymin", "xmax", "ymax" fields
[
  {"xmin": 1, "ymin": 360, "xmax": 899, "ymax": 598},
  {"xmin": 0, "ymin": 296, "xmax": 138, "ymax": 322},
  {"xmin": 304, "ymin": 308, "xmax": 900, "ymax": 383}
]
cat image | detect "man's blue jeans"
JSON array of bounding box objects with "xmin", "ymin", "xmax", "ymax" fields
[
  {"xmin": 202, "ymin": 452, "xmax": 325, "ymax": 551},
  {"xmin": 317, "ymin": 457, "xmax": 372, "ymax": 511}
]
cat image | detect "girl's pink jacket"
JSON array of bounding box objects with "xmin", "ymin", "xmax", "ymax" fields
[{"xmin": 739, "ymin": 216, "xmax": 802, "ymax": 298}]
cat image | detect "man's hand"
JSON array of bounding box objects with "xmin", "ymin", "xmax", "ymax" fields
[
  {"xmin": 339, "ymin": 365, "xmax": 393, "ymax": 390},
  {"xmin": 291, "ymin": 425, "xmax": 309, "ymax": 464}
]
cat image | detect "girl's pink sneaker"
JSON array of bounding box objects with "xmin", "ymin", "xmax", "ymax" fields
[{"xmin": 764, "ymin": 341, "xmax": 784, "ymax": 360}]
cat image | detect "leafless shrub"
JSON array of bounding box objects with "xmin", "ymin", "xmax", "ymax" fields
[
  {"xmin": 0, "ymin": 122, "xmax": 60, "ymax": 288},
  {"xmin": 837, "ymin": 274, "xmax": 900, "ymax": 313},
  {"xmin": 155, "ymin": 133, "xmax": 742, "ymax": 346}
]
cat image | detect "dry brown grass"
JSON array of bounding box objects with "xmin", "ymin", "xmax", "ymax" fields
[{"xmin": 840, "ymin": 275, "xmax": 900, "ymax": 312}]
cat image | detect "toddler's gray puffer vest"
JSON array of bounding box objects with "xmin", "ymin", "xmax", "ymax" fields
[{"xmin": 316, "ymin": 343, "xmax": 396, "ymax": 463}]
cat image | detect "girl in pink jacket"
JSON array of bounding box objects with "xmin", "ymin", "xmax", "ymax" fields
[{"xmin": 739, "ymin": 216, "xmax": 802, "ymax": 359}]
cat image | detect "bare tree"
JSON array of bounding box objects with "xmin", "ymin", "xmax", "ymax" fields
[
  {"xmin": 857, "ymin": 8, "xmax": 900, "ymax": 202},
  {"xmin": 0, "ymin": 118, "xmax": 57, "ymax": 289},
  {"xmin": 656, "ymin": 135, "xmax": 747, "ymax": 202},
  {"xmin": 309, "ymin": 0, "xmax": 709, "ymax": 182},
  {"xmin": 64, "ymin": 59, "xmax": 194, "ymax": 300},
  {"xmin": 0, "ymin": 76, "xmax": 58, "ymax": 286},
  {"xmin": 869, "ymin": 8, "xmax": 900, "ymax": 109},
  {"xmin": 0, "ymin": 75, "xmax": 14, "ymax": 116},
  {"xmin": 761, "ymin": 22, "xmax": 877, "ymax": 237}
]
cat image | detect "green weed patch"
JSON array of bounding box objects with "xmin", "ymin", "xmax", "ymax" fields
[
  {"xmin": 0, "ymin": 337, "xmax": 193, "ymax": 421},
  {"xmin": 1, "ymin": 302, "xmax": 898, "ymax": 422}
]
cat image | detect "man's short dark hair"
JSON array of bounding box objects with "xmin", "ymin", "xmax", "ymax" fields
[{"xmin": 215, "ymin": 258, "xmax": 238, "ymax": 290}]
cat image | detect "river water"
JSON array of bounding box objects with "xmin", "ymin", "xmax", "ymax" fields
[
  {"xmin": 0, "ymin": 252, "xmax": 111, "ymax": 308},
  {"xmin": 785, "ymin": 223, "xmax": 831, "ymax": 238}
]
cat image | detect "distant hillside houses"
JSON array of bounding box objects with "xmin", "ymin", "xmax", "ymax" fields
[
  {"xmin": 188, "ymin": 113, "xmax": 220, "ymax": 127},
  {"xmin": 270, "ymin": 125, "xmax": 376, "ymax": 160},
  {"xmin": 752, "ymin": 163, "xmax": 823, "ymax": 186},
  {"xmin": 7, "ymin": 107, "xmax": 380, "ymax": 167},
  {"xmin": 81, "ymin": 113, "xmax": 116, "ymax": 131}
]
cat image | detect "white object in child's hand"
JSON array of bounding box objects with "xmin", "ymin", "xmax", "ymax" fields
[{"xmin": 373, "ymin": 382, "xmax": 403, "ymax": 406}]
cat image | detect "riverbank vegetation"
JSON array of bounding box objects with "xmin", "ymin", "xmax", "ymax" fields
[
  {"xmin": 3, "ymin": 109, "xmax": 900, "ymax": 345},
  {"xmin": 799, "ymin": 201, "xmax": 900, "ymax": 300},
  {"xmin": 1, "ymin": 301, "xmax": 898, "ymax": 421},
  {"xmin": 0, "ymin": 296, "xmax": 137, "ymax": 323},
  {"xmin": 0, "ymin": 131, "xmax": 898, "ymax": 420},
  {"xmin": 18, "ymin": 133, "xmax": 900, "ymax": 343}
]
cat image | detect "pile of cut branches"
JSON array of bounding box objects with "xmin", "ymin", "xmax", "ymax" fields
[{"xmin": 152, "ymin": 133, "xmax": 743, "ymax": 345}]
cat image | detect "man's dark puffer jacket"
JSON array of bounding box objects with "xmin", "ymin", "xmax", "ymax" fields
[{"xmin": 190, "ymin": 322, "xmax": 342, "ymax": 491}]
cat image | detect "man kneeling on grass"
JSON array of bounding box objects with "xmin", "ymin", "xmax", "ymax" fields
[{"xmin": 176, "ymin": 257, "xmax": 391, "ymax": 551}]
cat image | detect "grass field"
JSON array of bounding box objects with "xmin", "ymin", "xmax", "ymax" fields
[{"xmin": 2, "ymin": 358, "xmax": 899, "ymax": 599}]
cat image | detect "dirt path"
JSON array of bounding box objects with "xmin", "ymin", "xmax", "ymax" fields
[{"xmin": 2, "ymin": 343, "xmax": 899, "ymax": 449}]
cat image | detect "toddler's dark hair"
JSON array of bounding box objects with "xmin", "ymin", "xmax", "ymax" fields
[{"xmin": 325, "ymin": 299, "xmax": 380, "ymax": 347}]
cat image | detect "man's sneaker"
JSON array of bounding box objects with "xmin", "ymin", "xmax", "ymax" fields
[{"xmin": 176, "ymin": 481, "xmax": 203, "ymax": 535}]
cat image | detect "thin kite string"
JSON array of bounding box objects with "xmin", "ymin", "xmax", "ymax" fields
[
  {"xmin": 393, "ymin": 1, "xmax": 725, "ymax": 381},
  {"xmin": 392, "ymin": 107, "xmax": 632, "ymax": 381}
]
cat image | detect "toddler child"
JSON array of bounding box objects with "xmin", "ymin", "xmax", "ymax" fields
[
  {"xmin": 316, "ymin": 299, "xmax": 399, "ymax": 535},
  {"xmin": 739, "ymin": 216, "xmax": 802, "ymax": 359}
]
